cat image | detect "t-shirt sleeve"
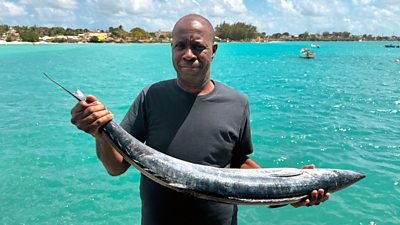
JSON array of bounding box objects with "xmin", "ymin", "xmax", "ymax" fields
[
  {"xmin": 120, "ymin": 89, "xmax": 147, "ymax": 143},
  {"xmin": 232, "ymin": 100, "xmax": 253, "ymax": 161}
]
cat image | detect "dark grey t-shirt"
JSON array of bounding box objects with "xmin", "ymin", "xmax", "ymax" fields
[{"xmin": 121, "ymin": 79, "xmax": 253, "ymax": 225}]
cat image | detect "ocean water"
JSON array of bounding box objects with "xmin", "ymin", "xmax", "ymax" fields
[{"xmin": 0, "ymin": 42, "xmax": 399, "ymax": 225}]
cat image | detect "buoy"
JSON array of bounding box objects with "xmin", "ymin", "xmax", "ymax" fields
[{"xmin": 394, "ymin": 58, "xmax": 399, "ymax": 62}]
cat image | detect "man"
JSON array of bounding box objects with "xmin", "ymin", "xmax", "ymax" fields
[{"xmin": 71, "ymin": 14, "xmax": 329, "ymax": 225}]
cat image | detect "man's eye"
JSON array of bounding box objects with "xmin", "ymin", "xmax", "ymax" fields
[
  {"xmin": 175, "ymin": 43, "xmax": 185, "ymax": 50},
  {"xmin": 192, "ymin": 45, "xmax": 206, "ymax": 52}
]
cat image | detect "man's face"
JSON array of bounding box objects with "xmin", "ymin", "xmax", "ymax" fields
[{"xmin": 172, "ymin": 19, "xmax": 216, "ymax": 85}]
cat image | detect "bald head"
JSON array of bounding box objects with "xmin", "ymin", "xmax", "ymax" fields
[{"xmin": 172, "ymin": 14, "xmax": 215, "ymax": 43}]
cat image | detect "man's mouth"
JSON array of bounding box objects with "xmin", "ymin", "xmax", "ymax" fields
[{"xmin": 180, "ymin": 65, "xmax": 199, "ymax": 69}]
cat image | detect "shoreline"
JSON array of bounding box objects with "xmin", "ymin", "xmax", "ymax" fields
[
  {"xmin": 1, "ymin": 40, "xmax": 400, "ymax": 45},
  {"xmin": 0, "ymin": 41, "xmax": 52, "ymax": 45}
]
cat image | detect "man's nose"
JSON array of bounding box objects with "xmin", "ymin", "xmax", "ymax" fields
[{"xmin": 183, "ymin": 48, "xmax": 196, "ymax": 61}]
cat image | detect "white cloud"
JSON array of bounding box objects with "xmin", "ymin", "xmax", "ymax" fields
[
  {"xmin": 0, "ymin": 0, "xmax": 399, "ymax": 35},
  {"xmin": 262, "ymin": 0, "xmax": 400, "ymax": 35},
  {"xmin": 223, "ymin": 0, "xmax": 247, "ymax": 13},
  {"xmin": 53, "ymin": 0, "xmax": 77, "ymax": 9},
  {"xmin": 81, "ymin": 0, "xmax": 251, "ymax": 31},
  {"xmin": 211, "ymin": 5, "xmax": 225, "ymax": 15},
  {"xmin": 34, "ymin": 7, "xmax": 75, "ymax": 22},
  {"xmin": 279, "ymin": 0, "xmax": 297, "ymax": 15},
  {"xmin": 266, "ymin": 0, "xmax": 333, "ymax": 17},
  {"xmin": 126, "ymin": 0, "xmax": 154, "ymax": 13},
  {"xmin": 0, "ymin": 1, "xmax": 26, "ymax": 17},
  {"xmin": 20, "ymin": 0, "xmax": 77, "ymax": 10},
  {"xmin": 352, "ymin": 0, "xmax": 374, "ymax": 5},
  {"xmin": 86, "ymin": 0, "xmax": 126, "ymax": 16}
]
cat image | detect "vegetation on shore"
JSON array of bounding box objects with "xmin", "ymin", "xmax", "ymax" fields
[{"xmin": 1, "ymin": 23, "xmax": 399, "ymax": 43}]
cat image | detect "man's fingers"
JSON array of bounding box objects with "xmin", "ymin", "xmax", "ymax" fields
[
  {"xmin": 301, "ymin": 164, "xmax": 315, "ymax": 169},
  {"xmin": 69, "ymin": 95, "xmax": 112, "ymax": 137},
  {"xmin": 80, "ymin": 103, "xmax": 107, "ymax": 120},
  {"xmin": 76, "ymin": 112, "xmax": 113, "ymax": 136},
  {"xmin": 85, "ymin": 95, "xmax": 97, "ymax": 103},
  {"xmin": 70, "ymin": 99, "xmax": 100, "ymax": 115},
  {"xmin": 84, "ymin": 113, "xmax": 114, "ymax": 134},
  {"xmin": 76, "ymin": 109, "xmax": 112, "ymax": 128},
  {"xmin": 70, "ymin": 101, "xmax": 86, "ymax": 115},
  {"xmin": 71, "ymin": 102, "xmax": 106, "ymax": 124},
  {"xmin": 291, "ymin": 189, "xmax": 330, "ymax": 208},
  {"xmin": 317, "ymin": 189, "xmax": 325, "ymax": 200},
  {"xmin": 291, "ymin": 198, "xmax": 310, "ymax": 208},
  {"xmin": 310, "ymin": 190, "xmax": 318, "ymax": 202},
  {"xmin": 321, "ymin": 192, "xmax": 330, "ymax": 202}
]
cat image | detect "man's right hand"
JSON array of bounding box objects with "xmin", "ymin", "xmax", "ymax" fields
[{"xmin": 70, "ymin": 95, "xmax": 113, "ymax": 138}]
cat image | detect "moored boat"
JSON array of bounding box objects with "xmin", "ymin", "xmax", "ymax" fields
[
  {"xmin": 300, "ymin": 48, "xmax": 315, "ymax": 59},
  {"xmin": 385, "ymin": 44, "xmax": 400, "ymax": 48}
]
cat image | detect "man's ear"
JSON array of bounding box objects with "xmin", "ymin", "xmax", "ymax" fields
[{"xmin": 211, "ymin": 44, "xmax": 218, "ymax": 60}]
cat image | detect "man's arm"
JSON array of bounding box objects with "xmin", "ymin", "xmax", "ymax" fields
[
  {"xmin": 237, "ymin": 157, "xmax": 330, "ymax": 207},
  {"xmin": 239, "ymin": 157, "xmax": 261, "ymax": 169},
  {"xmin": 96, "ymin": 136, "xmax": 130, "ymax": 176},
  {"xmin": 70, "ymin": 95, "xmax": 129, "ymax": 176}
]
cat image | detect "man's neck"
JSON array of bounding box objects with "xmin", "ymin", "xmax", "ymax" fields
[{"xmin": 176, "ymin": 79, "xmax": 214, "ymax": 96}]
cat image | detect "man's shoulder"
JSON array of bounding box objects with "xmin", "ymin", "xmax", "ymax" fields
[
  {"xmin": 214, "ymin": 80, "xmax": 248, "ymax": 103},
  {"xmin": 142, "ymin": 79, "xmax": 176, "ymax": 94}
]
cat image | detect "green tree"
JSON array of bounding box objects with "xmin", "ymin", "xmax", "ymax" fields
[
  {"xmin": 89, "ymin": 36, "xmax": 99, "ymax": 42},
  {"xmin": 53, "ymin": 27, "xmax": 66, "ymax": 35},
  {"xmin": 65, "ymin": 28, "xmax": 76, "ymax": 36},
  {"xmin": 20, "ymin": 30, "xmax": 39, "ymax": 42},
  {"xmin": 271, "ymin": 33, "xmax": 282, "ymax": 39},
  {"xmin": 109, "ymin": 25, "xmax": 128, "ymax": 38},
  {"xmin": 130, "ymin": 27, "xmax": 149, "ymax": 40},
  {"xmin": 215, "ymin": 21, "xmax": 231, "ymax": 40},
  {"xmin": 215, "ymin": 22, "xmax": 258, "ymax": 41},
  {"xmin": 298, "ymin": 32, "xmax": 309, "ymax": 40},
  {"xmin": 52, "ymin": 38, "xmax": 67, "ymax": 43},
  {"xmin": 0, "ymin": 25, "xmax": 9, "ymax": 34}
]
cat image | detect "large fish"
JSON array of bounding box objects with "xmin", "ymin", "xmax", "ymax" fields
[{"xmin": 45, "ymin": 73, "xmax": 365, "ymax": 206}]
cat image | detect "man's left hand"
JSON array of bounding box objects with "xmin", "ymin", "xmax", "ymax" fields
[{"xmin": 291, "ymin": 164, "xmax": 330, "ymax": 208}]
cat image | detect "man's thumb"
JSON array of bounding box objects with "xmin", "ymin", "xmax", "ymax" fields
[{"xmin": 85, "ymin": 95, "xmax": 97, "ymax": 104}]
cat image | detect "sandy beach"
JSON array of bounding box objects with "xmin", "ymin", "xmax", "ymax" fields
[{"xmin": 0, "ymin": 40, "xmax": 51, "ymax": 45}]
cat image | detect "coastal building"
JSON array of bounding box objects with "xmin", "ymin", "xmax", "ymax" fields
[
  {"xmin": 154, "ymin": 30, "xmax": 172, "ymax": 42},
  {"xmin": 40, "ymin": 35, "xmax": 81, "ymax": 43},
  {"xmin": 84, "ymin": 31, "xmax": 109, "ymax": 41},
  {"xmin": 4, "ymin": 27, "xmax": 20, "ymax": 41}
]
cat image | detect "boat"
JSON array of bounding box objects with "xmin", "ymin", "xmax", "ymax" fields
[
  {"xmin": 311, "ymin": 44, "xmax": 320, "ymax": 48},
  {"xmin": 300, "ymin": 48, "xmax": 315, "ymax": 59},
  {"xmin": 385, "ymin": 44, "xmax": 400, "ymax": 48}
]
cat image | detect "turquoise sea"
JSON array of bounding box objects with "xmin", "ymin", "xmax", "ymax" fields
[{"xmin": 1, "ymin": 42, "xmax": 399, "ymax": 225}]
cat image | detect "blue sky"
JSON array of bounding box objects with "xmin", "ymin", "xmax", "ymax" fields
[{"xmin": 0, "ymin": 0, "xmax": 399, "ymax": 35}]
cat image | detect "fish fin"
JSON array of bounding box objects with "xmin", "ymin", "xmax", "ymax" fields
[
  {"xmin": 268, "ymin": 204, "xmax": 288, "ymax": 208},
  {"xmin": 227, "ymin": 195, "xmax": 308, "ymax": 205},
  {"xmin": 268, "ymin": 168, "xmax": 304, "ymax": 177},
  {"xmin": 168, "ymin": 183, "xmax": 188, "ymax": 189}
]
